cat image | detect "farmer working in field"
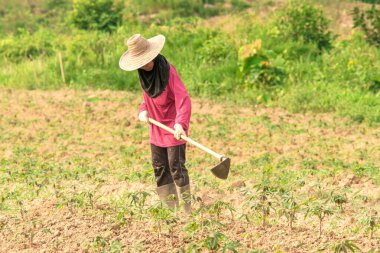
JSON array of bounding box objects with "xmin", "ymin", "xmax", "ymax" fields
[{"xmin": 119, "ymin": 34, "xmax": 192, "ymax": 213}]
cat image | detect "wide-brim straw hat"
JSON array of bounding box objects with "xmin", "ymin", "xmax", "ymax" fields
[{"xmin": 119, "ymin": 34, "xmax": 165, "ymax": 71}]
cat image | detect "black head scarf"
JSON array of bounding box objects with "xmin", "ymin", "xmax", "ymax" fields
[{"xmin": 138, "ymin": 54, "xmax": 170, "ymax": 98}]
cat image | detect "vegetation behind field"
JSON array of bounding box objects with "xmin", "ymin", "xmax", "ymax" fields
[{"xmin": 0, "ymin": 0, "xmax": 379, "ymax": 126}]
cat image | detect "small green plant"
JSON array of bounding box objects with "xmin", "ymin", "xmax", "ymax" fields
[
  {"xmin": 207, "ymin": 200, "xmax": 235, "ymax": 220},
  {"xmin": 56, "ymin": 190, "xmax": 95, "ymax": 213},
  {"xmin": 360, "ymin": 210, "xmax": 379, "ymax": 239},
  {"xmin": 305, "ymin": 200, "xmax": 334, "ymax": 238},
  {"xmin": 245, "ymin": 183, "xmax": 276, "ymax": 227},
  {"xmin": 113, "ymin": 190, "xmax": 150, "ymax": 225},
  {"xmin": 147, "ymin": 202, "xmax": 177, "ymax": 239},
  {"xmin": 185, "ymin": 242, "xmax": 203, "ymax": 252},
  {"xmin": 184, "ymin": 220, "xmax": 201, "ymax": 240},
  {"xmin": 204, "ymin": 231, "xmax": 225, "ymax": 252},
  {"xmin": 115, "ymin": 206, "xmax": 130, "ymax": 225},
  {"xmin": 222, "ymin": 241, "xmax": 241, "ymax": 253},
  {"xmin": 333, "ymin": 240, "xmax": 361, "ymax": 253},
  {"xmin": 203, "ymin": 232, "xmax": 241, "ymax": 253},
  {"xmin": 352, "ymin": 4, "xmax": 380, "ymax": 47},
  {"xmin": 86, "ymin": 236, "xmax": 123, "ymax": 252},
  {"xmin": 276, "ymin": 192, "xmax": 305, "ymax": 230},
  {"xmin": 127, "ymin": 191, "xmax": 150, "ymax": 213},
  {"xmin": 330, "ymin": 191, "xmax": 348, "ymax": 212},
  {"xmin": 202, "ymin": 219, "xmax": 225, "ymax": 234}
]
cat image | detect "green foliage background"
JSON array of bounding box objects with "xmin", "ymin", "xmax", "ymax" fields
[{"xmin": 0, "ymin": 0, "xmax": 379, "ymax": 125}]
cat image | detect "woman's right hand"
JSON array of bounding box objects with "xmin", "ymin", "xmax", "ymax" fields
[{"xmin": 138, "ymin": 110, "xmax": 150, "ymax": 124}]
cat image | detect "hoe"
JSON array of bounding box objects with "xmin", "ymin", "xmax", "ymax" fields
[{"xmin": 148, "ymin": 118, "xmax": 230, "ymax": 180}]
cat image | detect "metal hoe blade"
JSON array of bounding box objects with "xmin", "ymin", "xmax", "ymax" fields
[{"xmin": 211, "ymin": 157, "xmax": 230, "ymax": 180}]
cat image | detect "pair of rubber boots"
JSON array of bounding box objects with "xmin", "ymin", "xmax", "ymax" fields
[{"xmin": 156, "ymin": 183, "xmax": 191, "ymax": 214}]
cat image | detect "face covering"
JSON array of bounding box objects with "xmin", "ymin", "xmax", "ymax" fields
[{"xmin": 138, "ymin": 54, "xmax": 170, "ymax": 98}]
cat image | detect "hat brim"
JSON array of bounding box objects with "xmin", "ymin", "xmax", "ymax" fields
[{"xmin": 119, "ymin": 34, "xmax": 165, "ymax": 71}]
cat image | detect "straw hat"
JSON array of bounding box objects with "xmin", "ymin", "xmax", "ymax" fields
[{"xmin": 119, "ymin": 34, "xmax": 165, "ymax": 71}]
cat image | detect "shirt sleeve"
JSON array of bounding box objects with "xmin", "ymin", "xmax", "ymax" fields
[
  {"xmin": 170, "ymin": 67, "xmax": 192, "ymax": 130},
  {"xmin": 138, "ymin": 95, "xmax": 147, "ymax": 113}
]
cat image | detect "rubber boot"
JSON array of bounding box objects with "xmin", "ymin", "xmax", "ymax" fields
[
  {"xmin": 156, "ymin": 183, "xmax": 179, "ymax": 209},
  {"xmin": 178, "ymin": 184, "xmax": 191, "ymax": 214}
]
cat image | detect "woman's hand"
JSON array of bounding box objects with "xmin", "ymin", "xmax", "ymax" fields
[
  {"xmin": 138, "ymin": 110, "xmax": 150, "ymax": 124},
  {"xmin": 174, "ymin": 123, "xmax": 186, "ymax": 140}
]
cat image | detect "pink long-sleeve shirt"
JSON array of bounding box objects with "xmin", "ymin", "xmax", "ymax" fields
[{"xmin": 139, "ymin": 65, "xmax": 191, "ymax": 147}]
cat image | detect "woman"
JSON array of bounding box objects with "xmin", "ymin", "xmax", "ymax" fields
[{"xmin": 119, "ymin": 34, "xmax": 192, "ymax": 213}]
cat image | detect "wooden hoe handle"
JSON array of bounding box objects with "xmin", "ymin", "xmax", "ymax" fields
[{"xmin": 148, "ymin": 118, "xmax": 224, "ymax": 161}]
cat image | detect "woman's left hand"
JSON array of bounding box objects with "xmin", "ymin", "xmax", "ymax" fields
[{"xmin": 174, "ymin": 124, "xmax": 186, "ymax": 140}]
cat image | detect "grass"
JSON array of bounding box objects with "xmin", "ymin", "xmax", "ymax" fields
[{"xmin": 0, "ymin": 89, "xmax": 378, "ymax": 252}]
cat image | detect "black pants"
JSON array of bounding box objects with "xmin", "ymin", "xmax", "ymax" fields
[{"xmin": 151, "ymin": 143, "xmax": 189, "ymax": 187}]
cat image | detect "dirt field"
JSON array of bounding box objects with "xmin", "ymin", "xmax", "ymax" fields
[{"xmin": 0, "ymin": 90, "xmax": 379, "ymax": 252}]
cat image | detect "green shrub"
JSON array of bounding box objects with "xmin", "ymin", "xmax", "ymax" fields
[
  {"xmin": 233, "ymin": 17, "xmax": 320, "ymax": 61},
  {"xmin": 57, "ymin": 29, "xmax": 139, "ymax": 89},
  {"xmin": 317, "ymin": 32, "xmax": 380, "ymax": 92},
  {"xmin": 69, "ymin": 0, "xmax": 123, "ymax": 32},
  {"xmin": 352, "ymin": 4, "xmax": 380, "ymax": 47},
  {"xmin": 0, "ymin": 29, "xmax": 55, "ymax": 62},
  {"xmin": 238, "ymin": 39, "xmax": 286, "ymax": 89},
  {"xmin": 277, "ymin": 1, "xmax": 333, "ymax": 50},
  {"xmin": 149, "ymin": 23, "xmax": 238, "ymax": 96},
  {"xmin": 62, "ymin": 31, "xmax": 108, "ymax": 67},
  {"xmin": 197, "ymin": 32, "xmax": 235, "ymax": 64}
]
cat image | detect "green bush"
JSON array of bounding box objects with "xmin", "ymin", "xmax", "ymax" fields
[
  {"xmin": 238, "ymin": 39, "xmax": 286, "ymax": 89},
  {"xmin": 0, "ymin": 29, "xmax": 55, "ymax": 62},
  {"xmin": 69, "ymin": 0, "xmax": 123, "ymax": 32},
  {"xmin": 318, "ymin": 32, "xmax": 380, "ymax": 92},
  {"xmin": 57, "ymin": 29, "xmax": 139, "ymax": 89},
  {"xmin": 276, "ymin": 1, "xmax": 333, "ymax": 50},
  {"xmin": 155, "ymin": 23, "xmax": 237, "ymax": 96},
  {"xmin": 197, "ymin": 32, "xmax": 235, "ymax": 64},
  {"xmin": 62, "ymin": 31, "xmax": 107, "ymax": 67},
  {"xmin": 233, "ymin": 17, "xmax": 321, "ymax": 62},
  {"xmin": 352, "ymin": 4, "xmax": 380, "ymax": 47}
]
